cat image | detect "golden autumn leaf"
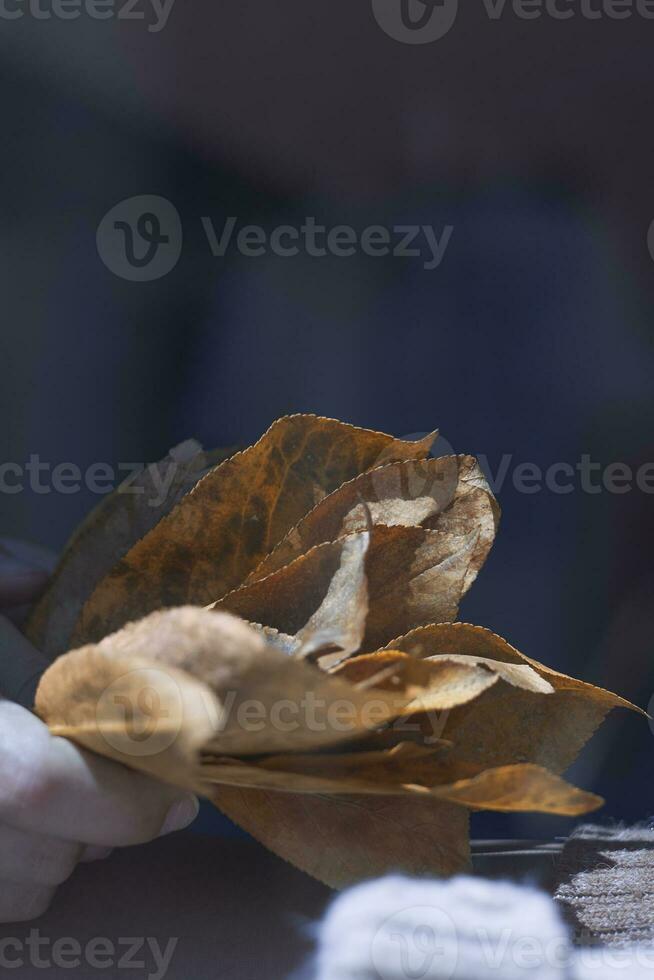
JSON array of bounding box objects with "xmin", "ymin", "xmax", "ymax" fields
[
  {"xmin": 293, "ymin": 530, "xmax": 370, "ymax": 666},
  {"xmin": 209, "ymin": 768, "xmax": 597, "ymax": 891},
  {"xmin": 213, "ymin": 526, "xmax": 480, "ymax": 652},
  {"xmin": 382, "ymin": 623, "xmax": 642, "ymax": 776},
  {"xmin": 37, "ymin": 608, "xmax": 414, "ymax": 765},
  {"xmin": 26, "ymin": 440, "xmax": 232, "ymax": 659},
  {"xmin": 72, "ymin": 417, "xmax": 437, "ymax": 646},
  {"xmin": 211, "ymin": 787, "xmax": 471, "ymax": 889},
  {"xmin": 333, "ymin": 647, "xmax": 553, "ymax": 709},
  {"xmin": 198, "ymin": 750, "xmax": 602, "ymax": 814},
  {"xmin": 248, "ymin": 454, "xmax": 498, "ymax": 590},
  {"xmin": 31, "ymin": 414, "xmax": 642, "ymax": 890},
  {"xmin": 39, "ymin": 609, "xmax": 536, "ymax": 780}
]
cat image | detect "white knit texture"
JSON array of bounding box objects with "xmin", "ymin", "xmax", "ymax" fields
[
  {"xmin": 312, "ymin": 874, "xmax": 654, "ymax": 979},
  {"xmin": 314, "ymin": 875, "xmax": 570, "ymax": 980}
]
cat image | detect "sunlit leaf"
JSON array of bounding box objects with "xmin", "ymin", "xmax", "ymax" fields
[{"xmin": 72, "ymin": 417, "xmax": 435, "ymax": 645}]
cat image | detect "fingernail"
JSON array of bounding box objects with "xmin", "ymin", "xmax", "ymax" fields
[{"xmin": 159, "ymin": 795, "xmax": 200, "ymax": 836}]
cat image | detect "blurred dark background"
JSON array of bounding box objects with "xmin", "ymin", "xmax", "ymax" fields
[{"xmin": 1, "ymin": 1, "xmax": 653, "ymax": 839}]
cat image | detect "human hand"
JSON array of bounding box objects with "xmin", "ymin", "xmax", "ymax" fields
[
  {"xmin": 0, "ymin": 542, "xmax": 199, "ymax": 923},
  {"xmin": 0, "ymin": 698, "xmax": 200, "ymax": 923}
]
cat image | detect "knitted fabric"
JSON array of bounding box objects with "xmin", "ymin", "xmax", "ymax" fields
[
  {"xmin": 554, "ymin": 823, "xmax": 654, "ymax": 948},
  {"xmin": 313, "ymin": 874, "xmax": 654, "ymax": 980}
]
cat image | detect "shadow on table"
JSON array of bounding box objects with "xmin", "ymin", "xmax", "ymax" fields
[{"xmin": 0, "ymin": 834, "xmax": 331, "ymax": 980}]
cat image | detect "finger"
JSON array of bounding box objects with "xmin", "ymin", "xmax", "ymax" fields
[
  {"xmin": 0, "ymin": 703, "xmax": 199, "ymax": 846},
  {"xmin": 0, "ymin": 881, "xmax": 56, "ymax": 923},
  {"xmin": 0, "ymin": 617, "xmax": 50, "ymax": 707},
  {"xmin": 0, "ymin": 823, "xmax": 81, "ymax": 886},
  {"xmin": 0, "ymin": 571, "xmax": 49, "ymax": 610}
]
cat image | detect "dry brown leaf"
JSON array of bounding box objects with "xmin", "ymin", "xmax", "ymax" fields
[
  {"xmin": 233, "ymin": 741, "xmax": 440, "ymax": 777},
  {"xmin": 209, "ymin": 760, "xmax": 600, "ymax": 888},
  {"xmin": 421, "ymin": 654, "xmax": 555, "ymax": 694},
  {"xmin": 26, "ymin": 440, "xmax": 230, "ymax": 659},
  {"xmin": 37, "ymin": 606, "xmax": 601, "ymax": 887},
  {"xmin": 35, "ymin": 607, "xmax": 417, "ymax": 771},
  {"xmin": 35, "ymin": 644, "xmax": 221, "ymax": 792},
  {"xmin": 421, "ymin": 455, "xmax": 500, "ymax": 591},
  {"xmin": 35, "ymin": 606, "xmax": 626, "ymax": 889},
  {"xmin": 326, "ymin": 726, "xmax": 452, "ymax": 753},
  {"xmin": 333, "ymin": 650, "xmax": 501, "ymax": 713},
  {"xmin": 27, "ymin": 413, "xmax": 641, "ymax": 892},
  {"xmin": 335, "ymin": 648, "xmax": 552, "ymax": 698},
  {"xmin": 198, "ymin": 742, "xmax": 455, "ymax": 795},
  {"xmin": 424, "ymin": 763, "xmax": 603, "ymax": 815},
  {"xmin": 203, "ymin": 754, "xmax": 601, "ymax": 814},
  {"xmin": 72, "ymin": 417, "xmax": 436, "ymax": 646},
  {"xmin": 214, "ymin": 526, "xmax": 478, "ymax": 653},
  {"xmin": 211, "ymin": 786, "xmax": 471, "ymax": 888},
  {"xmin": 250, "ymin": 454, "xmax": 499, "ymax": 592},
  {"xmin": 328, "ymin": 648, "xmax": 553, "ymax": 757},
  {"xmin": 207, "ymin": 761, "xmax": 599, "ymax": 888},
  {"xmin": 294, "ymin": 530, "xmax": 369, "ymax": 668},
  {"xmin": 384, "ymin": 623, "xmax": 642, "ymax": 775}
]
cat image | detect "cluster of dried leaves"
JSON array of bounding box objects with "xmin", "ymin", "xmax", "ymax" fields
[{"xmin": 29, "ymin": 417, "xmax": 639, "ymax": 888}]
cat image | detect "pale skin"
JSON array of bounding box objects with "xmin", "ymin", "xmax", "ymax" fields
[{"xmin": 0, "ymin": 543, "xmax": 199, "ymax": 923}]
